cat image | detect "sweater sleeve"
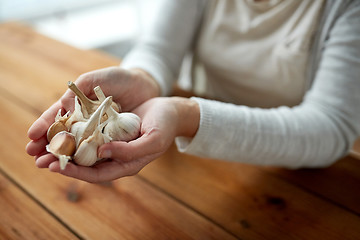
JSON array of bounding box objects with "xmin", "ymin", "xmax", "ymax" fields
[
  {"xmin": 120, "ymin": 0, "xmax": 206, "ymax": 96},
  {"xmin": 176, "ymin": 2, "xmax": 360, "ymax": 168}
]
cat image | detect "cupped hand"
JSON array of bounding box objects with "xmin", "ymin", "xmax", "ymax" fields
[
  {"xmin": 60, "ymin": 67, "xmax": 160, "ymax": 113},
  {"xmin": 38, "ymin": 97, "xmax": 200, "ymax": 183},
  {"xmin": 26, "ymin": 67, "xmax": 160, "ymax": 171}
]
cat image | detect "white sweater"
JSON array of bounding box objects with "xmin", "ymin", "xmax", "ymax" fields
[{"xmin": 121, "ymin": 0, "xmax": 360, "ymax": 168}]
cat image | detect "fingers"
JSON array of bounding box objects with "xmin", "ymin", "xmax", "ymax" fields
[
  {"xmin": 27, "ymin": 78, "xmax": 94, "ymax": 141},
  {"xmin": 34, "ymin": 153, "xmax": 123, "ymax": 183},
  {"xmin": 26, "ymin": 136, "xmax": 48, "ymax": 156},
  {"xmin": 60, "ymin": 89, "xmax": 76, "ymax": 112},
  {"xmin": 36, "ymin": 128, "xmax": 163, "ymax": 183},
  {"xmin": 98, "ymin": 127, "xmax": 166, "ymax": 162},
  {"xmin": 27, "ymin": 101, "xmax": 63, "ymax": 140},
  {"xmin": 48, "ymin": 160, "xmax": 138, "ymax": 183},
  {"xmin": 33, "ymin": 128, "xmax": 164, "ymax": 183},
  {"xmin": 28, "ymin": 67, "xmax": 165, "ymax": 183},
  {"xmin": 35, "ymin": 153, "xmax": 57, "ymax": 168}
]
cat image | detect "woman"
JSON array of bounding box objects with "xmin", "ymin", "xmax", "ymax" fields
[{"xmin": 26, "ymin": 0, "xmax": 360, "ymax": 183}]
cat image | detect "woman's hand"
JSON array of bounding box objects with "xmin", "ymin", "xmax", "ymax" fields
[
  {"xmin": 33, "ymin": 97, "xmax": 200, "ymax": 183},
  {"xmin": 26, "ymin": 66, "xmax": 160, "ymax": 170}
]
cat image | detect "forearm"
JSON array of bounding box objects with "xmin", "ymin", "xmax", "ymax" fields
[
  {"xmin": 176, "ymin": 98, "xmax": 356, "ymax": 168},
  {"xmin": 176, "ymin": 2, "xmax": 360, "ymax": 168}
]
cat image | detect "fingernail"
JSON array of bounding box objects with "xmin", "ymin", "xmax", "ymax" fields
[{"xmin": 99, "ymin": 150, "xmax": 112, "ymax": 159}]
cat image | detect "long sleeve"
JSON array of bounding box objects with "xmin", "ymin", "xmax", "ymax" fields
[
  {"xmin": 121, "ymin": 0, "xmax": 206, "ymax": 96},
  {"xmin": 176, "ymin": 1, "xmax": 360, "ymax": 168}
]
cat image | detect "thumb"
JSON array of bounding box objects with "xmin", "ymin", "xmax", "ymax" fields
[
  {"xmin": 98, "ymin": 127, "xmax": 165, "ymax": 162},
  {"xmin": 28, "ymin": 100, "xmax": 63, "ymax": 140}
]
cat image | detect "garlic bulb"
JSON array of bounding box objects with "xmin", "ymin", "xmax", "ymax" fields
[
  {"xmin": 68, "ymin": 81, "xmax": 119, "ymax": 118},
  {"xmin": 47, "ymin": 109, "xmax": 70, "ymax": 142},
  {"xmin": 46, "ymin": 131, "xmax": 76, "ymax": 170},
  {"xmin": 94, "ymin": 82, "xmax": 141, "ymax": 141},
  {"xmin": 71, "ymin": 96, "xmax": 113, "ymax": 146},
  {"xmin": 103, "ymin": 109, "xmax": 141, "ymax": 142}
]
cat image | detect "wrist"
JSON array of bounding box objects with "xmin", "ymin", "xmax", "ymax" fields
[
  {"xmin": 131, "ymin": 68, "xmax": 161, "ymax": 98},
  {"xmin": 172, "ymin": 97, "xmax": 200, "ymax": 138}
]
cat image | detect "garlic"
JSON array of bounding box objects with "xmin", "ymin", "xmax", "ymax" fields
[
  {"xmin": 103, "ymin": 107, "xmax": 141, "ymax": 142},
  {"xmin": 64, "ymin": 96, "xmax": 86, "ymax": 129},
  {"xmin": 94, "ymin": 86, "xmax": 122, "ymax": 112},
  {"xmin": 46, "ymin": 83, "xmax": 142, "ymax": 170},
  {"xmin": 94, "ymin": 81, "xmax": 140, "ymax": 141},
  {"xmin": 46, "ymin": 131, "xmax": 76, "ymax": 170},
  {"xmin": 93, "ymin": 86, "xmax": 117, "ymax": 123},
  {"xmin": 93, "ymin": 86, "xmax": 107, "ymax": 102},
  {"xmin": 71, "ymin": 96, "xmax": 113, "ymax": 146},
  {"xmin": 47, "ymin": 109, "xmax": 70, "ymax": 142},
  {"xmin": 73, "ymin": 121, "xmax": 111, "ymax": 166},
  {"xmin": 68, "ymin": 81, "xmax": 119, "ymax": 118}
]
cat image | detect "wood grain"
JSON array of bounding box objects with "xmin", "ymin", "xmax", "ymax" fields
[
  {"xmin": 1, "ymin": 21, "xmax": 360, "ymax": 239},
  {"xmin": 0, "ymin": 173, "xmax": 78, "ymax": 240},
  {"xmin": 139, "ymin": 146, "xmax": 360, "ymax": 239},
  {"xmin": 264, "ymin": 156, "xmax": 360, "ymax": 214}
]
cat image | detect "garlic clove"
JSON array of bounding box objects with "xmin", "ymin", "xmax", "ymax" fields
[
  {"xmin": 46, "ymin": 131, "xmax": 76, "ymax": 170},
  {"xmin": 69, "ymin": 121, "xmax": 86, "ymax": 146},
  {"xmin": 47, "ymin": 131, "xmax": 76, "ymax": 156},
  {"xmin": 47, "ymin": 109, "xmax": 70, "ymax": 142},
  {"xmin": 73, "ymin": 138, "xmax": 98, "ymax": 167},
  {"xmin": 73, "ymin": 120, "xmax": 111, "ymax": 166},
  {"xmin": 47, "ymin": 121, "xmax": 68, "ymax": 142}
]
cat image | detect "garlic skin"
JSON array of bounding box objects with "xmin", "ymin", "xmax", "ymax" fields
[
  {"xmin": 47, "ymin": 109, "xmax": 70, "ymax": 142},
  {"xmin": 71, "ymin": 96, "xmax": 113, "ymax": 146},
  {"xmin": 104, "ymin": 111, "xmax": 141, "ymax": 142},
  {"xmin": 46, "ymin": 131, "xmax": 76, "ymax": 170},
  {"xmin": 65, "ymin": 96, "xmax": 86, "ymax": 129}
]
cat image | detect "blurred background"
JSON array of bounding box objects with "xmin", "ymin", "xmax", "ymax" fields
[{"xmin": 0, "ymin": 0, "xmax": 161, "ymax": 58}]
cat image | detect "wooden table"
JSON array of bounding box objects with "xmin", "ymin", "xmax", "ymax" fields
[{"xmin": 1, "ymin": 22, "xmax": 360, "ymax": 240}]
